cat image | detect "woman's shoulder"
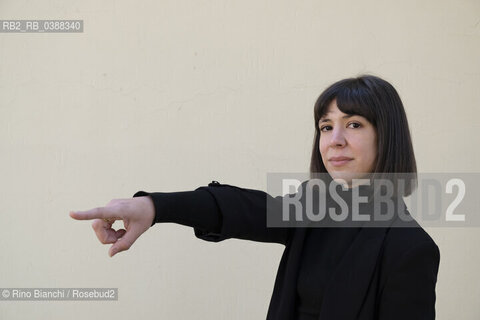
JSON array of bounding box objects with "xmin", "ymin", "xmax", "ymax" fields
[
  {"xmin": 387, "ymin": 217, "xmax": 435, "ymax": 242},
  {"xmin": 380, "ymin": 216, "xmax": 440, "ymax": 272}
]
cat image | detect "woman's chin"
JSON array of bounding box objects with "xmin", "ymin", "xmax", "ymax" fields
[{"xmin": 328, "ymin": 172, "xmax": 371, "ymax": 188}]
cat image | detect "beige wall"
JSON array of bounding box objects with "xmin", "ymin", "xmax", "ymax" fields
[{"xmin": 1, "ymin": 0, "xmax": 479, "ymax": 319}]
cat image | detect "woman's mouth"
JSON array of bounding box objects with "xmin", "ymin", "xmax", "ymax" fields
[{"xmin": 329, "ymin": 157, "xmax": 353, "ymax": 167}]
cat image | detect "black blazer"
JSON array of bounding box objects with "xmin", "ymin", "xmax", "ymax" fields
[{"xmin": 140, "ymin": 180, "xmax": 440, "ymax": 320}]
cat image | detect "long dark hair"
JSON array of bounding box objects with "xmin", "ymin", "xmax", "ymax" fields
[{"xmin": 309, "ymin": 75, "xmax": 417, "ymax": 196}]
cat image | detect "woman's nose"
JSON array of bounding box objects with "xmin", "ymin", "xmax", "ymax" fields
[{"xmin": 329, "ymin": 128, "xmax": 346, "ymax": 147}]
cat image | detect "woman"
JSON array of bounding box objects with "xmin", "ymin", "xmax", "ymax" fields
[{"xmin": 70, "ymin": 75, "xmax": 440, "ymax": 320}]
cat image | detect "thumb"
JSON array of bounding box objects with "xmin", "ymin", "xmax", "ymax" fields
[{"xmin": 109, "ymin": 225, "xmax": 144, "ymax": 257}]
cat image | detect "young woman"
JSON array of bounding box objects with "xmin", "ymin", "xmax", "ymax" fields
[{"xmin": 70, "ymin": 75, "xmax": 440, "ymax": 320}]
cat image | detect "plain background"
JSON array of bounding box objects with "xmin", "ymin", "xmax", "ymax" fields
[{"xmin": 1, "ymin": 0, "xmax": 479, "ymax": 319}]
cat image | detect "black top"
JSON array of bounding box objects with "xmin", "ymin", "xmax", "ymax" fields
[
  {"xmin": 134, "ymin": 188, "xmax": 361, "ymax": 318},
  {"xmin": 296, "ymin": 227, "xmax": 361, "ymax": 319}
]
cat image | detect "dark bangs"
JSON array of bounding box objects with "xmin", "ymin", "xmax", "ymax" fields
[{"xmin": 314, "ymin": 79, "xmax": 378, "ymax": 128}]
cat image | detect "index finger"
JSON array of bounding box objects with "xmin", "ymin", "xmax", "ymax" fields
[{"xmin": 69, "ymin": 207, "xmax": 116, "ymax": 221}]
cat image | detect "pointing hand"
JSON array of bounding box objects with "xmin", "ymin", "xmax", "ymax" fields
[{"xmin": 70, "ymin": 196, "xmax": 155, "ymax": 257}]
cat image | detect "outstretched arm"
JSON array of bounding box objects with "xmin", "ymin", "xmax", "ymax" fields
[{"xmin": 70, "ymin": 180, "xmax": 292, "ymax": 257}]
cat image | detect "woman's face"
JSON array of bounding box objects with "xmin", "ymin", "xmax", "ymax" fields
[{"xmin": 319, "ymin": 99, "xmax": 378, "ymax": 186}]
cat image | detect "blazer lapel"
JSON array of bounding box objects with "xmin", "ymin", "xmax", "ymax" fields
[
  {"xmin": 318, "ymin": 225, "xmax": 389, "ymax": 320},
  {"xmin": 268, "ymin": 224, "xmax": 391, "ymax": 320},
  {"xmin": 317, "ymin": 195, "xmax": 407, "ymax": 320}
]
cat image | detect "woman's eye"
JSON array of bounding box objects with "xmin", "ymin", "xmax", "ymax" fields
[
  {"xmin": 348, "ymin": 122, "xmax": 361, "ymax": 129},
  {"xmin": 320, "ymin": 125, "xmax": 332, "ymax": 132}
]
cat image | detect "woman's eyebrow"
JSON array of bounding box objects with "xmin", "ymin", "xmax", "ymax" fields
[{"xmin": 319, "ymin": 115, "xmax": 355, "ymax": 123}]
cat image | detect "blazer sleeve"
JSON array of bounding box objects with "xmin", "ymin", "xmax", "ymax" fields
[
  {"xmin": 377, "ymin": 240, "xmax": 441, "ymax": 320},
  {"xmin": 133, "ymin": 181, "xmax": 291, "ymax": 245}
]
